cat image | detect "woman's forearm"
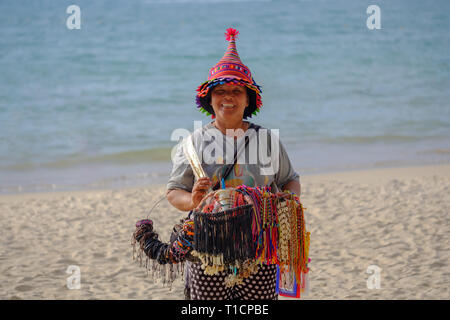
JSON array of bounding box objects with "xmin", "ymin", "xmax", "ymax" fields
[
  {"xmin": 282, "ymin": 179, "xmax": 301, "ymax": 197},
  {"xmin": 167, "ymin": 179, "xmax": 301, "ymax": 212},
  {"xmin": 166, "ymin": 189, "xmax": 194, "ymax": 212}
]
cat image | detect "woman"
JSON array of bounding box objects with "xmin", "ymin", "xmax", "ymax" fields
[{"xmin": 166, "ymin": 28, "xmax": 300, "ymax": 300}]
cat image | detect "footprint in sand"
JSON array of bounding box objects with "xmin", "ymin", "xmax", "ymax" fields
[{"xmin": 15, "ymin": 285, "xmax": 33, "ymax": 292}]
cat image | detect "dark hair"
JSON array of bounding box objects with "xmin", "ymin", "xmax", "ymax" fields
[{"xmin": 198, "ymin": 86, "xmax": 258, "ymax": 119}]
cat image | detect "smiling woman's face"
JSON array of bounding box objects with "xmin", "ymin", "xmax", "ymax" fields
[{"xmin": 210, "ymin": 84, "xmax": 249, "ymax": 123}]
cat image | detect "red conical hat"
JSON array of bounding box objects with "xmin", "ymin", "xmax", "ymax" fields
[
  {"xmin": 196, "ymin": 28, "xmax": 262, "ymax": 119},
  {"xmin": 207, "ymin": 28, "xmax": 253, "ymax": 83}
]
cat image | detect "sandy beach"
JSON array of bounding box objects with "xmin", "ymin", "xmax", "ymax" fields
[{"xmin": 1, "ymin": 164, "xmax": 449, "ymax": 300}]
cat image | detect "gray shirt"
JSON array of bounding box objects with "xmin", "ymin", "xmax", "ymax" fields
[{"xmin": 167, "ymin": 121, "xmax": 299, "ymax": 192}]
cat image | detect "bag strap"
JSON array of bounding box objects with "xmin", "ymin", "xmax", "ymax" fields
[
  {"xmin": 212, "ymin": 135, "xmax": 249, "ymax": 191},
  {"xmin": 212, "ymin": 124, "xmax": 260, "ymax": 191}
]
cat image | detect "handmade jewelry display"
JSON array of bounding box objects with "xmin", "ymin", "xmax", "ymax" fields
[{"xmin": 132, "ymin": 185, "xmax": 310, "ymax": 297}]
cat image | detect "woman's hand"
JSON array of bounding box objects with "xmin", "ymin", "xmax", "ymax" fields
[
  {"xmin": 191, "ymin": 177, "xmax": 212, "ymax": 209},
  {"xmin": 166, "ymin": 178, "xmax": 212, "ymax": 212}
]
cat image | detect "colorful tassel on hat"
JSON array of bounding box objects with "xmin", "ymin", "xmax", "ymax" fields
[{"xmin": 225, "ymin": 28, "xmax": 239, "ymax": 41}]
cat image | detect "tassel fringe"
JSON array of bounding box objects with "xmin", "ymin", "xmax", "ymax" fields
[{"xmin": 131, "ymin": 186, "xmax": 310, "ymax": 295}]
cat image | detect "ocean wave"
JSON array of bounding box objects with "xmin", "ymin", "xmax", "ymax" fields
[
  {"xmin": 317, "ymin": 135, "xmax": 421, "ymax": 144},
  {"xmin": 418, "ymin": 149, "xmax": 450, "ymax": 155},
  {"xmin": 3, "ymin": 147, "xmax": 173, "ymax": 171}
]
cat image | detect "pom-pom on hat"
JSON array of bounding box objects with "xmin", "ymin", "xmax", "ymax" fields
[{"xmin": 196, "ymin": 28, "xmax": 262, "ymax": 119}]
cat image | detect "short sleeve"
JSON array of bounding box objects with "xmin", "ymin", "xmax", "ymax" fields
[
  {"xmin": 274, "ymin": 139, "xmax": 300, "ymax": 189},
  {"xmin": 166, "ymin": 142, "xmax": 195, "ymax": 192}
]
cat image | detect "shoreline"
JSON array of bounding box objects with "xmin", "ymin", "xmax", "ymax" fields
[
  {"xmin": 300, "ymin": 162, "xmax": 450, "ymax": 184},
  {"xmin": 2, "ymin": 136, "xmax": 450, "ymax": 196},
  {"xmin": 2, "ymin": 162, "xmax": 450, "ymax": 199}
]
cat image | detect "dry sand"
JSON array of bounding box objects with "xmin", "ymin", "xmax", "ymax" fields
[{"xmin": 1, "ymin": 164, "xmax": 449, "ymax": 300}]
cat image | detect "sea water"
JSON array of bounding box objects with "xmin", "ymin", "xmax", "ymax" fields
[{"xmin": 1, "ymin": 0, "xmax": 449, "ymax": 194}]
